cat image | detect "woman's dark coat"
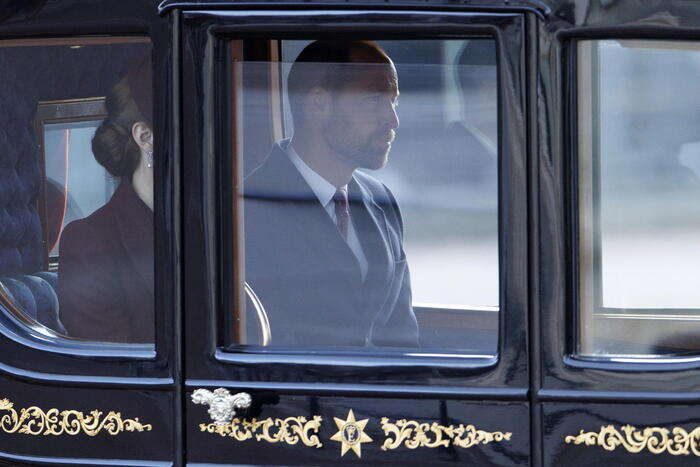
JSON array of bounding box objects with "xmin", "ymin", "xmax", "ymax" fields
[{"xmin": 57, "ymin": 181, "xmax": 154, "ymax": 343}]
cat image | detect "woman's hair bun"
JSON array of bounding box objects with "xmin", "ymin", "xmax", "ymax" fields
[{"xmin": 91, "ymin": 78, "xmax": 146, "ymax": 178}]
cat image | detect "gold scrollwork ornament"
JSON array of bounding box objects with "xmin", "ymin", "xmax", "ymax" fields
[
  {"xmin": 0, "ymin": 398, "xmax": 152, "ymax": 436},
  {"xmin": 565, "ymin": 424, "xmax": 700, "ymax": 456},
  {"xmin": 380, "ymin": 417, "xmax": 512, "ymax": 451},
  {"xmin": 199, "ymin": 415, "xmax": 323, "ymax": 448}
]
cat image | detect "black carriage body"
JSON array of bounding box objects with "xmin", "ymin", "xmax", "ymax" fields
[{"xmin": 0, "ymin": 1, "xmax": 696, "ymax": 466}]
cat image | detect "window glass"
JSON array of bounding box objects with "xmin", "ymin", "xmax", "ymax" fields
[
  {"xmin": 40, "ymin": 104, "xmax": 116, "ymax": 261},
  {"xmin": 577, "ymin": 40, "xmax": 700, "ymax": 357},
  {"xmin": 0, "ymin": 38, "xmax": 155, "ymax": 344},
  {"xmin": 231, "ymin": 39, "xmax": 499, "ymax": 354}
]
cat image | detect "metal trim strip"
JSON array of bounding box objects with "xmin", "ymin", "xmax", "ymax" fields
[
  {"xmin": 0, "ymin": 360, "xmax": 174, "ymax": 387},
  {"xmin": 0, "ymin": 449, "xmax": 171, "ymax": 466},
  {"xmin": 186, "ymin": 379, "xmax": 528, "ymax": 399},
  {"xmin": 538, "ymin": 388, "xmax": 700, "ymax": 403}
]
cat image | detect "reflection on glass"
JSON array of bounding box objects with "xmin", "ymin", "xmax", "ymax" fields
[
  {"xmin": 374, "ymin": 40, "xmax": 499, "ymax": 310},
  {"xmin": 578, "ymin": 40, "xmax": 700, "ymax": 357},
  {"xmin": 235, "ymin": 39, "xmax": 499, "ymax": 354},
  {"xmin": 44, "ymin": 120, "xmax": 117, "ymax": 258},
  {"xmin": 0, "ymin": 38, "xmax": 154, "ymax": 344},
  {"xmin": 57, "ymin": 52, "xmax": 155, "ymax": 344}
]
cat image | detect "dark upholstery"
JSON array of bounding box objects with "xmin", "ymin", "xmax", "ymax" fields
[
  {"xmin": 0, "ymin": 42, "xmax": 150, "ymax": 334},
  {"xmin": 0, "ymin": 273, "xmax": 66, "ymax": 334},
  {"xmin": 1, "ymin": 278, "xmax": 37, "ymax": 320}
]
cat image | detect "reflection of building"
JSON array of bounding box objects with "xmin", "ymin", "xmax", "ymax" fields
[
  {"xmin": 41, "ymin": 115, "xmax": 117, "ymax": 259},
  {"xmin": 582, "ymin": 41, "xmax": 700, "ymax": 230},
  {"xmin": 595, "ymin": 41, "xmax": 700, "ymax": 194},
  {"xmin": 679, "ymin": 141, "xmax": 700, "ymax": 179},
  {"xmin": 369, "ymin": 40, "xmax": 499, "ymax": 310}
]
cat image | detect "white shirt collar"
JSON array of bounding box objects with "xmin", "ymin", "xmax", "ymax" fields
[
  {"xmin": 277, "ymin": 139, "xmax": 368, "ymax": 281},
  {"xmin": 281, "ymin": 138, "xmax": 344, "ymax": 208}
]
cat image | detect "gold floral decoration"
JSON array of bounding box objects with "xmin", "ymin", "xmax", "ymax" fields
[
  {"xmin": 565, "ymin": 424, "xmax": 700, "ymax": 456},
  {"xmin": 380, "ymin": 417, "xmax": 512, "ymax": 451},
  {"xmin": 199, "ymin": 415, "xmax": 323, "ymax": 448},
  {"xmin": 0, "ymin": 398, "xmax": 152, "ymax": 436}
]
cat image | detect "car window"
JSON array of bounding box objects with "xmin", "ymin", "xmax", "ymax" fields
[
  {"xmin": 0, "ymin": 37, "xmax": 155, "ymax": 345},
  {"xmin": 227, "ymin": 39, "xmax": 500, "ymax": 355},
  {"xmin": 577, "ymin": 39, "xmax": 700, "ymax": 357}
]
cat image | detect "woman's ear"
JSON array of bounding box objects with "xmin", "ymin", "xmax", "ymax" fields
[{"xmin": 131, "ymin": 121, "xmax": 153, "ymax": 152}]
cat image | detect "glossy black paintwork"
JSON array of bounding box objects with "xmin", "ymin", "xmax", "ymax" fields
[
  {"xmin": 188, "ymin": 395, "xmax": 530, "ymax": 465},
  {"xmin": 0, "ymin": 0, "xmax": 175, "ymax": 381},
  {"xmin": 534, "ymin": 0, "xmax": 700, "ymax": 394},
  {"xmin": 158, "ymin": 0, "xmax": 552, "ymax": 16},
  {"xmin": 0, "ymin": 373, "xmax": 174, "ymax": 464},
  {"xmin": 0, "ymin": 0, "xmax": 181, "ymax": 465},
  {"xmin": 181, "ymin": 8, "xmax": 529, "ymax": 390},
  {"xmin": 180, "ymin": 6, "xmax": 530, "ymax": 466},
  {"xmin": 543, "ymin": 402, "xmax": 700, "ymax": 466},
  {"xmin": 531, "ymin": 1, "xmax": 700, "ymax": 466},
  {"xmin": 1, "ymin": 1, "xmax": 700, "ymax": 466}
]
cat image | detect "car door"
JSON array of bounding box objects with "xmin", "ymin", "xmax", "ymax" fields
[
  {"xmin": 535, "ymin": 1, "xmax": 700, "ymax": 465},
  {"xmin": 177, "ymin": 4, "xmax": 532, "ymax": 465},
  {"xmin": 0, "ymin": 1, "xmax": 180, "ymax": 465}
]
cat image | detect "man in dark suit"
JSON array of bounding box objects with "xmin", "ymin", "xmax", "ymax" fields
[{"xmin": 244, "ymin": 41, "xmax": 419, "ymax": 348}]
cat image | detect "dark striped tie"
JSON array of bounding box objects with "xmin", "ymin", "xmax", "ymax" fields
[{"xmin": 332, "ymin": 187, "xmax": 350, "ymax": 240}]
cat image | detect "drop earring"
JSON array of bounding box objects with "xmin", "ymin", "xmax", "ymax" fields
[{"xmin": 145, "ymin": 149, "xmax": 154, "ymax": 168}]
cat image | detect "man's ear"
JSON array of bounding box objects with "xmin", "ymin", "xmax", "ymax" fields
[
  {"xmin": 307, "ymin": 86, "xmax": 331, "ymax": 115},
  {"xmin": 131, "ymin": 121, "xmax": 153, "ymax": 152}
]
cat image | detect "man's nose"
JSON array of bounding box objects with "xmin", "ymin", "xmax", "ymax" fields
[{"xmin": 384, "ymin": 102, "xmax": 399, "ymax": 130}]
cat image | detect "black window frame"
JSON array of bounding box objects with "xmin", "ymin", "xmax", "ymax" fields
[
  {"xmin": 538, "ymin": 27, "xmax": 700, "ymax": 404},
  {"xmin": 0, "ymin": 25, "xmax": 176, "ymax": 379},
  {"xmin": 571, "ymin": 38, "xmax": 700, "ymax": 360},
  {"xmin": 182, "ymin": 8, "xmax": 529, "ymax": 392},
  {"xmin": 224, "ymin": 36, "xmax": 503, "ymax": 354},
  {"xmin": 36, "ymin": 96, "xmax": 108, "ymax": 271}
]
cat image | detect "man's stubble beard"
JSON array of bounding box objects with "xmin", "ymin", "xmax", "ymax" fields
[{"xmin": 322, "ymin": 120, "xmax": 393, "ymax": 171}]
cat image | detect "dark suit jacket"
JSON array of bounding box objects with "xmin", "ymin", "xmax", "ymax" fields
[
  {"xmin": 58, "ymin": 181, "xmax": 154, "ymax": 343},
  {"xmin": 244, "ymin": 143, "xmax": 419, "ymax": 348}
]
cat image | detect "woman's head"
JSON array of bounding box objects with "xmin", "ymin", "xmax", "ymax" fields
[{"xmin": 92, "ymin": 56, "xmax": 153, "ymax": 180}]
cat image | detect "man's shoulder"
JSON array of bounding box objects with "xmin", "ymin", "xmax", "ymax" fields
[
  {"xmin": 354, "ymin": 170, "xmax": 394, "ymax": 206},
  {"xmin": 353, "ymin": 169, "xmax": 381, "ymax": 187},
  {"xmin": 244, "ymin": 144, "xmax": 298, "ymax": 195},
  {"xmin": 242, "ymin": 149, "xmax": 302, "ymax": 237},
  {"xmin": 244, "ymin": 154, "xmax": 275, "ymax": 189},
  {"xmin": 353, "ymin": 169, "xmax": 405, "ymax": 233}
]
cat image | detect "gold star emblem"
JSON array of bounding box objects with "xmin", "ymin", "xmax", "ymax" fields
[{"xmin": 330, "ymin": 409, "xmax": 372, "ymax": 458}]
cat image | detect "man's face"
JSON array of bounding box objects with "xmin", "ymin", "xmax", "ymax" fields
[{"xmin": 321, "ymin": 62, "xmax": 400, "ymax": 170}]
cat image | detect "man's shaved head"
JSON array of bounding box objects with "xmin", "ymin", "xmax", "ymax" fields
[
  {"xmin": 287, "ymin": 40, "xmax": 395, "ymax": 123},
  {"xmin": 288, "ymin": 40, "xmax": 400, "ymax": 171}
]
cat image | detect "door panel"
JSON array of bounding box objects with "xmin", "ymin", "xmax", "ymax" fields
[
  {"xmin": 544, "ymin": 403, "xmax": 700, "ymax": 466},
  {"xmin": 188, "ymin": 395, "xmax": 529, "ymax": 465},
  {"xmin": 182, "ymin": 8, "xmax": 529, "ymax": 465},
  {"xmin": 535, "ymin": 1, "xmax": 700, "ymax": 466},
  {"xmin": 0, "ymin": 1, "xmax": 178, "ymax": 464},
  {"xmin": 0, "ymin": 374, "xmax": 172, "ymax": 465}
]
